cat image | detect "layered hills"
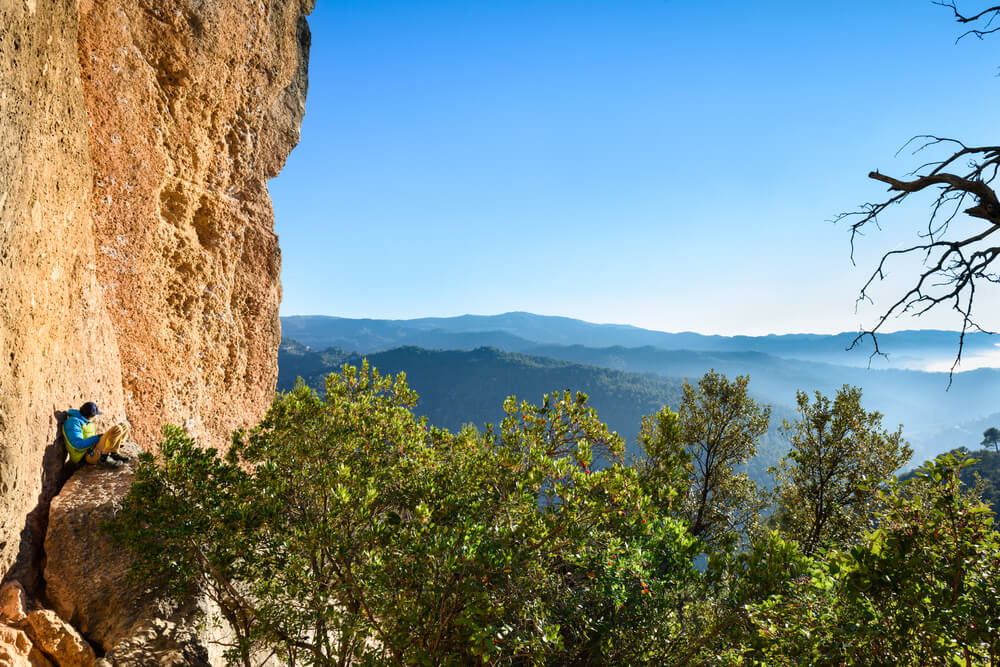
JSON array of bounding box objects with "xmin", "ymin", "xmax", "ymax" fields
[
  {"xmin": 280, "ymin": 313, "xmax": 1000, "ymax": 465},
  {"xmin": 278, "ymin": 341, "xmax": 792, "ymax": 484},
  {"xmin": 282, "ymin": 312, "xmax": 999, "ymax": 369}
]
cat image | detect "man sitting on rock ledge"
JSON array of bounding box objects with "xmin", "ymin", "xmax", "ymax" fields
[{"xmin": 63, "ymin": 401, "xmax": 131, "ymax": 466}]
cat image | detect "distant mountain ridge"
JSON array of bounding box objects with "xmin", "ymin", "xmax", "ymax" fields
[
  {"xmin": 281, "ymin": 312, "xmax": 998, "ymax": 370},
  {"xmin": 278, "ymin": 313, "xmax": 1000, "ymax": 466}
]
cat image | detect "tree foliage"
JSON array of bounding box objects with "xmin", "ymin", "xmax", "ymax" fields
[
  {"xmin": 983, "ymin": 426, "xmax": 1000, "ymax": 452},
  {"xmin": 724, "ymin": 452, "xmax": 1000, "ymax": 666},
  {"xmin": 107, "ymin": 364, "xmax": 1000, "ymax": 664},
  {"xmin": 108, "ymin": 364, "xmax": 737, "ymax": 665},
  {"xmin": 770, "ymin": 385, "xmax": 912, "ymax": 555},
  {"xmin": 677, "ymin": 371, "xmax": 771, "ymax": 548}
]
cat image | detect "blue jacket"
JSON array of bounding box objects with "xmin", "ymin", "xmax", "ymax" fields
[{"xmin": 63, "ymin": 409, "xmax": 100, "ymax": 452}]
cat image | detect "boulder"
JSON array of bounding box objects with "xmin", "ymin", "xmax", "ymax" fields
[
  {"xmin": 24, "ymin": 610, "xmax": 95, "ymax": 667},
  {"xmin": 44, "ymin": 444, "xmax": 223, "ymax": 665},
  {"xmin": 0, "ymin": 596, "xmax": 53, "ymax": 666},
  {"xmin": 0, "ymin": 624, "xmax": 36, "ymax": 666},
  {"xmin": 0, "ymin": 625, "xmax": 32, "ymax": 657},
  {"xmin": 0, "ymin": 581, "xmax": 27, "ymax": 623}
]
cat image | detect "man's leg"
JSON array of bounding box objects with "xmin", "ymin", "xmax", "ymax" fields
[
  {"xmin": 95, "ymin": 423, "xmax": 131, "ymax": 463},
  {"xmin": 97, "ymin": 423, "xmax": 130, "ymax": 454}
]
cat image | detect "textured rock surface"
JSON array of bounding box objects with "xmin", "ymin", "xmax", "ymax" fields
[
  {"xmin": 0, "ymin": 581, "xmax": 28, "ymax": 623},
  {"xmin": 25, "ymin": 609, "xmax": 96, "ymax": 667},
  {"xmin": 0, "ymin": 0, "xmax": 312, "ymax": 582},
  {"xmin": 76, "ymin": 0, "xmax": 313, "ymax": 450},
  {"xmin": 0, "ymin": 0, "xmax": 126, "ymax": 587},
  {"xmin": 44, "ymin": 446, "xmax": 223, "ymax": 664},
  {"xmin": 103, "ymin": 616, "xmax": 216, "ymax": 667},
  {"xmin": 0, "ymin": 625, "xmax": 53, "ymax": 667}
]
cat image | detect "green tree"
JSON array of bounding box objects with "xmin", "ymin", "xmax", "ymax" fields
[
  {"xmin": 982, "ymin": 426, "xmax": 1000, "ymax": 452},
  {"xmin": 103, "ymin": 426, "xmax": 266, "ymax": 666},
  {"xmin": 729, "ymin": 452, "xmax": 1000, "ymax": 666},
  {"xmin": 770, "ymin": 385, "xmax": 912, "ymax": 556},
  {"xmin": 634, "ymin": 406, "xmax": 690, "ymax": 514},
  {"xmin": 108, "ymin": 364, "xmax": 723, "ymax": 665},
  {"xmin": 678, "ymin": 370, "xmax": 771, "ymax": 548}
]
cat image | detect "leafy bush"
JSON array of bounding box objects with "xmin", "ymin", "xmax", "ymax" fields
[
  {"xmin": 723, "ymin": 452, "xmax": 1000, "ymax": 666},
  {"xmin": 109, "ymin": 363, "xmax": 724, "ymax": 665},
  {"xmin": 107, "ymin": 366, "xmax": 1000, "ymax": 665}
]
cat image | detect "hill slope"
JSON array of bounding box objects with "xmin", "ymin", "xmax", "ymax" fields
[
  {"xmin": 278, "ymin": 341, "xmax": 790, "ymax": 482},
  {"xmin": 279, "ymin": 342, "xmax": 683, "ymax": 452}
]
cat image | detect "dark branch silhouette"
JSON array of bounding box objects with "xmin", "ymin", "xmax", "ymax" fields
[
  {"xmin": 838, "ymin": 4, "xmax": 1000, "ymax": 385},
  {"xmin": 934, "ymin": 1, "xmax": 1000, "ymax": 40}
]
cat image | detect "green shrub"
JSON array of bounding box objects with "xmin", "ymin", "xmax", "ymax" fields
[{"xmin": 108, "ymin": 363, "xmax": 719, "ymax": 665}]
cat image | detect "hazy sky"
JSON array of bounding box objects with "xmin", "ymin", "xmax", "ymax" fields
[{"xmin": 270, "ymin": 1, "xmax": 1000, "ymax": 336}]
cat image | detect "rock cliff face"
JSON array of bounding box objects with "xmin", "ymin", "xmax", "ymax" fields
[
  {"xmin": 0, "ymin": 0, "xmax": 128, "ymax": 589},
  {"xmin": 0, "ymin": 0, "xmax": 312, "ymax": 580}
]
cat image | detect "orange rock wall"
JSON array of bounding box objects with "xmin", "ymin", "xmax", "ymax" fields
[
  {"xmin": 0, "ymin": 0, "xmax": 127, "ymax": 583},
  {"xmin": 78, "ymin": 0, "xmax": 312, "ymax": 448},
  {"xmin": 0, "ymin": 0, "xmax": 312, "ymax": 578}
]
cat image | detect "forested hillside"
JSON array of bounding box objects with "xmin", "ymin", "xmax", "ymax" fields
[
  {"xmin": 278, "ymin": 339, "xmax": 792, "ymax": 481},
  {"xmin": 279, "ymin": 315, "xmax": 1000, "ymax": 465},
  {"xmin": 279, "ymin": 340, "xmax": 680, "ymax": 454}
]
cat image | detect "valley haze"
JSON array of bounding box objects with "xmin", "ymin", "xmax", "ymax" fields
[{"xmin": 279, "ymin": 312, "xmax": 1000, "ymax": 468}]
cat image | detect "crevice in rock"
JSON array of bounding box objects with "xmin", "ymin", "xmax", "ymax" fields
[{"xmin": 2, "ymin": 413, "xmax": 78, "ymax": 602}]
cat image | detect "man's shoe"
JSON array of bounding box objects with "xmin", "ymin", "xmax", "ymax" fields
[
  {"xmin": 99, "ymin": 453, "xmax": 125, "ymax": 467},
  {"xmin": 109, "ymin": 451, "xmax": 130, "ymax": 464}
]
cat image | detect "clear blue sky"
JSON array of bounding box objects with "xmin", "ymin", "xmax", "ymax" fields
[{"xmin": 270, "ymin": 1, "xmax": 1000, "ymax": 335}]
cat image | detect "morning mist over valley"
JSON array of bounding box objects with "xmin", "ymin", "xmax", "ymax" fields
[{"xmin": 278, "ymin": 312, "xmax": 1000, "ymax": 470}]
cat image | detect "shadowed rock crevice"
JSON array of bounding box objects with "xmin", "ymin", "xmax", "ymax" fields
[{"xmin": 2, "ymin": 414, "xmax": 78, "ymax": 600}]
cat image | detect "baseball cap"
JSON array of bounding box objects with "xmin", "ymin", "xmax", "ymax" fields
[{"xmin": 80, "ymin": 402, "xmax": 103, "ymax": 419}]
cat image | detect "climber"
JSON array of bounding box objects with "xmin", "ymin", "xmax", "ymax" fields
[{"xmin": 62, "ymin": 401, "xmax": 131, "ymax": 465}]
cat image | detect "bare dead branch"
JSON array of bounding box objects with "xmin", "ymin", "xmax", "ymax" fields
[
  {"xmin": 838, "ymin": 5, "xmax": 1000, "ymax": 384},
  {"xmin": 841, "ymin": 137, "xmax": 1000, "ymax": 384},
  {"xmin": 934, "ymin": 1, "xmax": 1000, "ymax": 39}
]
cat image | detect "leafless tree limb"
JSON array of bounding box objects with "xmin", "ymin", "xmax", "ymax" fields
[
  {"xmin": 836, "ymin": 136, "xmax": 1000, "ymax": 386},
  {"xmin": 934, "ymin": 1, "xmax": 1000, "ymax": 39},
  {"xmin": 834, "ymin": 5, "xmax": 1000, "ymax": 385}
]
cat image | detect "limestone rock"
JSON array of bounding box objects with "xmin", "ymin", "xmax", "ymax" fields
[
  {"xmin": 103, "ymin": 617, "xmax": 215, "ymax": 667},
  {"xmin": 27, "ymin": 647, "xmax": 55, "ymax": 667},
  {"xmin": 0, "ymin": 625, "xmax": 32, "ymax": 663},
  {"xmin": 44, "ymin": 447, "xmax": 221, "ymax": 664},
  {"xmin": 0, "ymin": 0, "xmax": 126, "ymax": 587},
  {"xmin": 76, "ymin": 0, "xmax": 315, "ymax": 452},
  {"xmin": 0, "ymin": 0, "xmax": 313, "ymax": 580},
  {"xmin": 43, "ymin": 451, "xmax": 137, "ymax": 649},
  {"xmin": 0, "ymin": 581, "xmax": 27, "ymax": 623},
  {"xmin": 24, "ymin": 610, "xmax": 95, "ymax": 667},
  {"xmin": 0, "ymin": 624, "xmax": 54, "ymax": 667}
]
